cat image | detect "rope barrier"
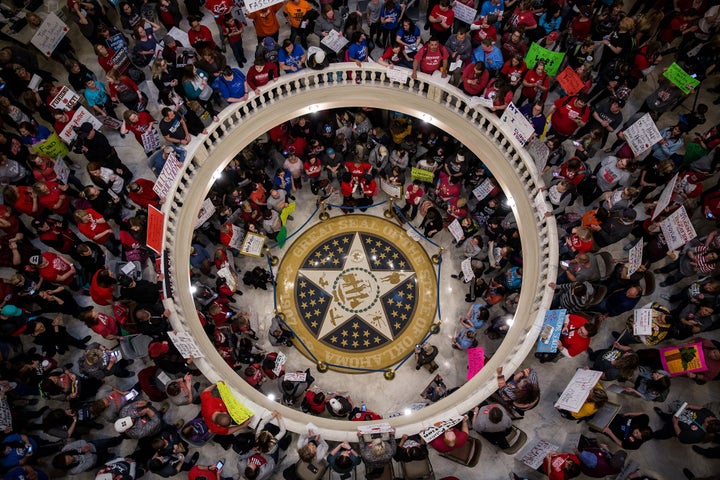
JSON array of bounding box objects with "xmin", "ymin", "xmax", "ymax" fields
[
  {"xmin": 325, "ymin": 200, "xmax": 388, "ymax": 210},
  {"xmin": 392, "ymin": 205, "xmax": 441, "ymax": 248}
]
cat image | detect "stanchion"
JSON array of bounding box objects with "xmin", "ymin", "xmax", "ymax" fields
[
  {"xmin": 431, "ymin": 246, "xmax": 444, "ymax": 264},
  {"xmin": 430, "ymin": 322, "xmax": 441, "ymax": 334},
  {"xmin": 384, "ymin": 197, "xmax": 396, "ymax": 219},
  {"xmin": 384, "ymin": 370, "xmax": 395, "ymax": 380},
  {"xmin": 318, "ymin": 201, "xmax": 330, "ymax": 221},
  {"xmin": 265, "ymin": 247, "xmax": 279, "ymax": 266},
  {"xmin": 317, "ymin": 361, "xmax": 329, "ymax": 373}
]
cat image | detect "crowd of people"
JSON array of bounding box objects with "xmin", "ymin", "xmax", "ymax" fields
[{"xmin": 0, "ymin": 0, "xmax": 717, "ymax": 478}]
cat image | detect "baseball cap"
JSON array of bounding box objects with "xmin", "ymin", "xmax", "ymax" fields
[
  {"xmin": 148, "ymin": 341, "xmax": 170, "ymax": 358},
  {"xmin": 622, "ymin": 208, "xmax": 637, "ymax": 220},
  {"xmin": 579, "ymin": 451, "xmax": 598, "ymax": 468},
  {"xmin": 547, "ymin": 31, "xmax": 559, "ymax": 42},
  {"xmin": 0, "ymin": 305, "xmax": 21, "ymax": 317},
  {"xmin": 29, "ymin": 255, "xmax": 41, "ymax": 266},
  {"xmin": 114, "ymin": 416, "xmax": 134, "ymax": 433},
  {"xmin": 328, "ymin": 398, "xmax": 342, "ymax": 411},
  {"xmin": 326, "ymin": 147, "xmax": 335, "ymax": 155},
  {"xmin": 76, "ymin": 122, "xmax": 94, "ymax": 139},
  {"xmin": 263, "ymin": 37, "xmax": 275, "ymax": 48}
]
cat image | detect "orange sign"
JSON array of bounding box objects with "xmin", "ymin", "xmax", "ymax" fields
[
  {"xmin": 556, "ymin": 66, "xmax": 584, "ymax": 96},
  {"xmin": 146, "ymin": 205, "xmax": 166, "ymax": 254}
]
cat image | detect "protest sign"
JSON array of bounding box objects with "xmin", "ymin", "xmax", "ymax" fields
[
  {"xmin": 556, "ymin": 66, "xmax": 583, "ymax": 96},
  {"xmin": 452, "ymin": 2, "xmax": 476, "ymax": 23},
  {"xmin": 31, "ymin": 133, "xmax": 68, "ymax": 158},
  {"xmin": 534, "ymin": 191, "xmax": 549, "ymax": 218},
  {"xmin": 284, "ymin": 372, "xmax": 307, "ymax": 382},
  {"xmin": 660, "ymin": 205, "xmax": 697, "ymax": 251},
  {"xmin": 228, "ymin": 225, "xmax": 245, "ymax": 251},
  {"xmin": 216, "ymin": 381, "xmax": 254, "ymax": 424},
  {"xmin": 664, "ymin": 62, "xmax": 700, "ymax": 94},
  {"xmin": 386, "ymin": 67, "xmax": 409, "ymax": 84},
  {"xmin": 411, "ymin": 167, "xmax": 436, "ymax": 183},
  {"xmin": 167, "ymin": 26, "xmax": 190, "ymax": 49},
  {"xmin": 447, "ymin": 218, "xmax": 464, "ymax": 242},
  {"xmin": 554, "ymin": 369, "xmax": 603, "ymax": 412},
  {"xmin": 659, "ymin": 341, "xmax": 708, "ymax": 376},
  {"xmin": 109, "ymin": 48, "xmax": 130, "ymax": 74},
  {"xmin": 627, "ymin": 239, "xmax": 643, "ymax": 276},
  {"xmin": 472, "ymin": 178, "xmax": 495, "ymax": 200},
  {"xmin": 536, "ymin": 309, "xmax": 565, "ymax": 353},
  {"xmin": 217, "ymin": 262, "xmax": 239, "ymax": 292},
  {"xmin": 102, "ymin": 116, "xmax": 123, "ymax": 130},
  {"xmin": 380, "ymin": 178, "xmax": 402, "ymax": 198},
  {"xmin": 244, "ymin": 0, "xmax": 284, "ymax": 13},
  {"xmin": 106, "ymin": 33, "xmax": 128, "ymax": 53},
  {"xmin": 469, "ymin": 96, "xmax": 495, "ymax": 109},
  {"xmin": 526, "ymin": 137, "xmax": 550, "ymax": 171},
  {"xmin": 467, "ymin": 347, "xmax": 485, "ymax": 380},
  {"xmin": 31, "ymin": 12, "xmax": 68, "ymax": 57},
  {"xmin": 59, "ymin": 106, "xmax": 103, "ymax": 144},
  {"xmin": 357, "ymin": 423, "xmax": 394, "ymax": 435},
  {"xmin": 153, "ymin": 153, "xmax": 183, "ymax": 198},
  {"xmin": 420, "ymin": 416, "xmax": 464, "ymax": 443},
  {"xmin": 146, "ymin": 205, "xmax": 165, "ymax": 254},
  {"xmin": 524, "ymin": 42, "xmax": 565, "ymax": 76},
  {"xmin": 141, "ymin": 127, "xmax": 161, "ymax": 153},
  {"xmin": 625, "ymin": 113, "xmax": 662, "ymax": 157},
  {"xmin": 272, "ymin": 351, "xmax": 287, "ymax": 376},
  {"xmin": 53, "ymin": 155, "xmax": 70, "ymax": 185},
  {"xmin": 240, "ymin": 232, "xmax": 266, "ymax": 257},
  {"xmin": 652, "ymin": 173, "xmax": 678, "ymax": 220},
  {"xmin": 49, "ymin": 86, "xmax": 80, "ymax": 111},
  {"xmin": 633, "ymin": 309, "xmax": 653, "ymax": 336},
  {"xmin": 500, "ymin": 102, "xmax": 535, "ymax": 146},
  {"xmin": 168, "ymin": 331, "xmax": 205, "ymax": 359},
  {"xmin": 461, "ymin": 257, "xmax": 474, "ymax": 283},
  {"xmin": 320, "ymin": 29, "xmax": 349, "ymax": 53},
  {"xmin": 519, "ymin": 439, "xmax": 561, "ymax": 469},
  {"xmin": 195, "ymin": 198, "xmax": 216, "ymax": 229}
]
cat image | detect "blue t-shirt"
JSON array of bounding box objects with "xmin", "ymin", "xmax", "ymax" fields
[
  {"xmin": 213, "ymin": 68, "xmax": 247, "ymax": 99},
  {"xmin": 455, "ymin": 327, "xmax": 476, "ymax": 349},
  {"xmin": 84, "ymin": 82, "xmax": 108, "ymax": 107},
  {"xmin": 472, "ymin": 45, "xmax": 503, "ymax": 72},
  {"xmin": 380, "ymin": 4, "xmax": 402, "ymax": 30},
  {"xmin": 278, "ymin": 44, "xmax": 305, "ymax": 72},
  {"xmin": 396, "ymin": 25, "xmax": 420, "ymax": 46},
  {"xmin": 467, "ymin": 303, "xmax": 487, "ymax": 329},
  {"xmin": 348, "ymin": 41, "xmax": 368, "ymax": 62},
  {"xmin": 0, "ymin": 434, "xmax": 37, "ymax": 469}
]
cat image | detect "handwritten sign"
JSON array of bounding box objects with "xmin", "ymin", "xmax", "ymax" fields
[
  {"xmin": 419, "ymin": 416, "xmax": 464, "ymax": 442},
  {"xmin": 411, "ymin": 167, "xmax": 436, "ymax": 183},
  {"xmin": 59, "ymin": 106, "xmax": 103, "ymax": 144},
  {"xmin": 447, "ymin": 218, "xmax": 464, "ymax": 242},
  {"xmin": 31, "ymin": 12, "xmax": 68, "ymax": 57},
  {"xmin": 534, "ymin": 191, "xmax": 549, "ymax": 218},
  {"xmin": 49, "ymin": 86, "xmax": 80, "ymax": 111},
  {"xmin": 168, "ymin": 331, "xmax": 205, "ymax": 358},
  {"xmin": 386, "ymin": 67, "xmax": 409, "ymax": 84},
  {"xmin": 524, "ymin": 42, "xmax": 565, "ymax": 76},
  {"xmin": 216, "ymin": 381, "xmax": 254, "ymax": 424},
  {"xmin": 228, "ymin": 224, "xmax": 245, "ymax": 251},
  {"xmin": 141, "ymin": 127, "xmax": 161, "ymax": 153},
  {"xmin": 452, "ymin": 2, "xmax": 477, "ymax": 23},
  {"xmin": 146, "ymin": 205, "xmax": 165, "ymax": 254},
  {"xmin": 536, "ymin": 309, "xmax": 565, "ymax": 353},
  {"xmin": 195, "ymin": 198, "xmax": 216, "ymax": 229},
  {"xmin": 106, "ymin": 33, "xmax": 128, "ymax": 53},
  {"xmin": 31, "ymin": 133, "xmax": 68, "ymax": 158},
  {"xmin": 320, "ymin": 29, "xmax": 349, "ymax": 53},
  {"xmin": 461, "ymin": 257, "xmax": 474, "ymax": 283},
  {"xmin": 554, "ymin": 368, "xmax": 602, "ymax": 412},
  {"xmin": 53, "ymin": 155, "xmax": 70, "ymax": 185},
  {"xmin": 380, "ymin": 178, "xmax": 402, "ymax": 198},
  {"xmin": 519, "ymin": 439, "xmax": 561, "ymax": 469},
  {"xmin": 472, "ymin": 178, "xmax": 495, "ymax": 200},
  {"xmin": 109, "ymin": 48, "xmax": 130, "ymax": 74},
  {"xmin": 526, "ymin": 137, "xmax": 549, "ymax": 171},
  {"xmin": 627, "ymin": 239, "xmax": 643, "ymax": 276},
  {"xmin": 500, "ymin": 102, "xmax": 535, "ymax": 146},
  {"xmin": 284, "ymin": 371, "xmax": 307, "ymax": 382},
  {"xmin": 217, "ymin": 264, "xmax": 238, "ymax": 292},
  {"xmin": 659, "ymin": 341, "xmax": 708, "ymax": 376},
  {"xmin": 664, "ymin": 62, "xmax": 700, "ymax": 94},
  {"xmin": 272, "ymin": 351, "xmax": 287, "ymax": 376},
  {"xmin": 556, "ymin": 66, "xmax": 583, "ymax": 96},
  {"xmin": 240, "ymin": 231, "xmax": 265, "ymax": 257},
  {"xmin": 466, "ymin": 347, "xmax": 484, "ymax": 380},
  {"xmin": 633, "ymin": 309, "xmax": 653, "ymax": 336},
  {"xmin": 101, "ymin": 116, "xmax": 123, "ymax": 130},
  {"xmin": 469, "ymin": 96, "xmax": 495, "ymax": 109},
  {"xmin": 167, "ymin": 26, "xmax": 190, "ymax": 49},
  {"xmin": 652, "ymin": 172, "xmax": 678, "ymax": 220},
  {"xmin": 244, "ymin": 0, "xmax": 284, "ymax": 13},
  {"xmin": 625, "ymin": 113, "xmax": 662, "ymax": 157},
  {"xmin": 153, "ymin": 152, "xmax": 182, "ymax": 198},
  {"xmin": 660, "ymin": 205, "xmax": 697, "ymax": 251},
  {"xmin": 357, "ymin": 423, "xmax": 394, "ymax": 435}
]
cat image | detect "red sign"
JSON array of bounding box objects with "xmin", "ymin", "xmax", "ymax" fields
[
  {"xmin": 146, "ymin": 205, "xmax": 166, "ymax": 254},
  {"xmin": 556, "ymin": 66, "xmax": 584, "ymax": 96}
]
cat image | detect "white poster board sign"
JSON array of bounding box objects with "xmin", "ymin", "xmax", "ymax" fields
[
  {"xmin": 534, "ymin": 191, "xmax": 549, "ymax": 218},
  {"xmin": 461, "ymin": 257, "xmax": 474, "ymax": 283},
  {"xmin": 447, "ymin": 218, "xmax": 464, "ymax": 242},
  {"xmin": 228, "ymin": 225, "xmax": 245, "ymax": 251},
  {"xmin": 386, "ymin": 67, "xmax": 409, "ymax": 84},
  {"xmin": 53, "ymin": 155, "xmax": 70, "ymax": 185},
  {"xmin": 500, "ymin": 102, "xmax": 535, "ymax": 146},
  {"xmin": 526, "ymin": 137, "xmax": 550, "ymax": 171},
  {"xmin": 141, "ymin": 128, "xmax": 161, "ymax": 153},
  {"xmin": 167, "ymin": 331, "xmax": 205, "ymax": 359},
  {"xmin": 240, "ymin": 232, "xmax": 266, "ymax": 257},
  {"xmin": 30, "ymin": 12, "xmax": 68, "ymax": 57},
  {"xmin": 652, "ymin": 173, "xmax": 678, "ymax": 220},
  {"xmin": 472, "ymin": 178, "xmax": 494, "ymax": 200},
  {"xmin": 244, "ymin": 0, "xmax": 284, "ymax": 14},
  {"xmin": 633, "ymin": 309, "xmax": 653, "ymax": 336},
  {"xmin": 59, "ymin": 106, "xmax": 103, "ymax": 144},
  {"xmin": 380, "ymin": 178, "xmax": 402, "ymax": 198},
  {"xmin": 625, "ymin": 113, "xmax": 662, "ymax": 157},
  {"xmin": 284, "ymin": 371, "xmax": 307, "ymax": 382},
  {"xmin": 554, "ymin": 369, "xmax": 603, "ymax": 413},
  {"xmin": 660, "ymin": 205, "xmax": 697, "ymax": 251},
  {"xmin": 452, "ymin": 2, "xmax": 477, "ymax": 23},
  {"xmin": 519, "ymin": 439, "xmax": 562, "ymax": 469},
  {"xmin": 419, "ymin": 416, "xmax": 464, "ymax": 443},
  {"xmin": 469, "ymin": 95, "xmax": 495, "ymax": 110},
  {"xmin": 357, "ymin": 423, "xmax": 394, "ymax": 435},
  {"xmin": 320, "ymin": 29, "xmax": 349, "ymax": 53},
  {"xmin": 627, "ymin": 240, "xmax": 643, "ymax": 276},
  {"xmin": 272, "ymin": 351, "xmax": 287, "ymax": 376},
  {"xmin": 217, "ymin": 264, "xmax": 238, "ymax": 292},
  {"xmin": 195, "ymin": 198, "xmax": 216, "ymax": 229},
  {"xmin": 153, "ymin": 153, "xmax": 183, "ymax": 198},
  {"xmin": 49, "ymin": 86, "xmax": 80, "ymax": 111},
  {"xmin": 167, "ymin": 26, "xmax": 190, "ymax": 49}
]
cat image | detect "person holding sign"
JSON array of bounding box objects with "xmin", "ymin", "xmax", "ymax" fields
[{"xmin": 517, "ymin": 61, "xmax": 549, "ymax": 106}]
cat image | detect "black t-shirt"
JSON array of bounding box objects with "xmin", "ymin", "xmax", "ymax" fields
[{"xmin": 159, "ymin": 117, "xmax": 185, "ymax": 142}]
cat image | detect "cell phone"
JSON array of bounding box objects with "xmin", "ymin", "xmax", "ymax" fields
[
  {"xmin": 572, "ymin": 141, "xmax": 581, "ymax": 147},
  {"xmin": 561, "ymin": 261, "xmax": 569, "ymax": 267},
  {"xmin": 552, "ymin": 171, "xmax": 559, "ymax": 177},
  {"xmin": 307, "ymin": 464, "xmax": 319, "ymax": 474},
  {"xmin": 708, "ymin": 212, "xmax": 715, "ymax": 219},
  {"xmin": 691, "ymin": 73, "xmax": 698, "ymax": 78},
  {"xmin": 124, "ymin": 389, "xmax": 139, "ymax": 401},
  {"xmin": 361, "ymin": 404, "xmax": 367, "ymax": 412},
  {"xmin": 25, "ymin": 445, "xmax": 32, "ymax": 454},
  {"xmin": 215, "ymin": 460, "xmax": 224, "ymax": 470}
]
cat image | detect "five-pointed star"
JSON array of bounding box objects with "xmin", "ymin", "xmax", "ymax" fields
[{"xmin": 301, "ymin": 233, "xmax": 414, "ymax": 339}]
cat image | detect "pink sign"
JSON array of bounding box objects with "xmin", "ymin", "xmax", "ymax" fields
[{"xmin": 467, "ymin": 347, "xmax": 485, "ymax": 380}]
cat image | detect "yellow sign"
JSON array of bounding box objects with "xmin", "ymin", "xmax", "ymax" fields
[
  {"xmin": 411, "ymin": 167, "xmax": 435, "ymax": 183},
  {"xmin": 31, "ymin": 133, "xmax": 69, "ymax": 158},
  {"xmin": 217, "ymin": 381, "xmax": 254, "ymax": 424}
]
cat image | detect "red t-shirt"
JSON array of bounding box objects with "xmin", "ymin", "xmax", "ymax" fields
[
  {"xmin": 200, "ymin": 390, "xmax": 231, "ymax": 435},
  {"xmin": 11, "ymin": 186, "xmax": 43, "ymax": 217},
  {"xmin": 520, "ymin": 69, "xmax": 549, "ymax": 100},
  {"xmin": 416, "ymin": 45, "xmax": 449, "ymax": 74},
  {"xmin": 37, "ymin": 181, "xmax": 70, "ymax": 215},
  {"xmin": 126, "ymin": 111, "xmax": 156, "ymax": 145},
  {"xmin": 38, "ymin": 252, "xmax": 74, "ymax": 285},
  {"xmin": 188, "ymin": 25, "xmax": 217, "ymax": 50},
  {"xmin": 543, "ymin": 453, "xmax": 580, "ymax": 480},
  {"xmin": 429, "ymin": 428, "xmax": 468, "ymax": 453},
  {"xmin": 429, "ymin": 5, "xmax": 454, "ymax": 31},
  {"xmin": 551, "ymin": 96, "xmax": 589, "ymax": 137},
  {"xmin": 560, "ymin": 315, "xmax": 590, "ymax": 357},
  {"xmin": 247, "ymin": 63, "xmax": 279, "ymax": 90},
  {"xmin": 128, "ymin": 179, "xmax": 160, "ymax": 209},
  {"xmin": 90, "ymin": 270, "xmax": 115, "ymax": 306},
  {"xmin": 89, "ymin": 312, "xmax": 119, "ymax": 337},
  {"xmin": 77, "ymin": 209, "xmax": 114, "ymax": 244}
]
